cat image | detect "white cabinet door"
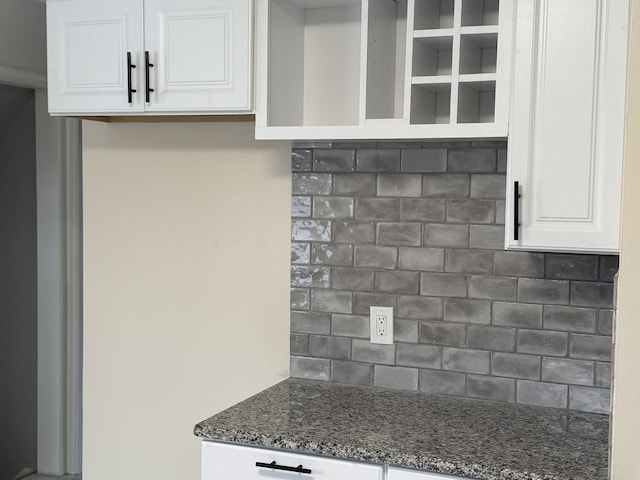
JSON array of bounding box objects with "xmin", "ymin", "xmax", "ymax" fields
[
  {"xmin": 47, "ymin": 0, "xmax": 252, "ymax": 115},
  {"xmin": 388, "ymin": 466, "xmax": 464, "ymax": 480},
  {"xmin": 47, "ymin": 0, "xmax": 144, "ymax": 114},
  {"xmin": 202, "ymin": 442, "xmax": 384, "ymax": 480},
  {"xmin": 144, "ymin": 0, "xmax": 252, "ymax": 113},
  {"xmin": 505, "ymin": 0, "xmax": 629, "ymax": 253}
]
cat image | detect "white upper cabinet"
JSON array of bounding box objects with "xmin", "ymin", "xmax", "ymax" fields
[
  {"xmin": 255, "ymin": 0, "xmax": 515, "ymax": 140},
  {"xmin": 505, "ymin": 0, "xmax": 629, "ymax": 253},
  {"xmin": 46, "ymin": 0, "xmax": 252, "ymax": 115}
]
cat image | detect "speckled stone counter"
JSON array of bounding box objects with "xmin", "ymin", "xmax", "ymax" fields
[{"xmin": 194, "ymin": 379, "xmax": 609, "ymax": 480}]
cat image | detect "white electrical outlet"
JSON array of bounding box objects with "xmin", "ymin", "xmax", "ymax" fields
[{"xmin": 370, "ymin": 306, "xmax": 393, "ymax": 344}]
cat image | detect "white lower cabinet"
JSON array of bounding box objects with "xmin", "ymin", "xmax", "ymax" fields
[
  {"xmin": 201, "ymin": 442, "xmax": 384, "ymax": 480},
  {"xmin": 388, "ymin": 466, "xmax": 463, "ymax": 480}
]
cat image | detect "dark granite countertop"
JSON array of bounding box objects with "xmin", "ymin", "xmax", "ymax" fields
[{"xmin": 194, "ymin": 378, "xmax": 609, "ymax": 480}]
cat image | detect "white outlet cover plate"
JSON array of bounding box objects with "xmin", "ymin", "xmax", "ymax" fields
[{"xmin": 370, "ymin": 306, "xmax": 394, "ymax": 345}]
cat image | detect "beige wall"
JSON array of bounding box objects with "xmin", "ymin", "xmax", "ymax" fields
[
  {"xmin": 82, "ymin": 121, "xmax": 291, "ymax": 480},
  {"xmin": 611, "ymin": 0, "xmax": 640, "ymax": 477}
]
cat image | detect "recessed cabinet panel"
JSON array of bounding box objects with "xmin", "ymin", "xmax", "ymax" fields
[
  {"xmin": 47, "ymin": 0, "xmax": 144, "ymax": 114},
  {"xmin": 144, "ymin": 0, "xmax": 252, "ymax": 112},
  {"xmin": 506, "ymin": 0, "xmax": 628, "ymax": 253}
]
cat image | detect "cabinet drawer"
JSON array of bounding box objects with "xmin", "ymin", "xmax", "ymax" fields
[
  {"xmin": 388, "ymin": 466, "xmax": 463, "ymax": 480},
  {"xmin": 202, "ymin": 441, "xmax": 384, "ymax": 480}
]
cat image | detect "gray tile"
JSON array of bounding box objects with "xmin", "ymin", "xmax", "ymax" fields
[
  {"xmin": 545, "ymin": 254, "xmax": 599, "ymax": 281},
  {"xmin": 376, "ymin": 271, "xmax": 420, "ymax": 295},
  {"xmin": 332, "ymin": 268, "xmax": 375, "ymax": 291},
  {"xmin": 352, "ymin": 339, "xmax": 396, "ymax": 365},
  {"xmin": 597, "ymin": 310, "xmax": 614, "ymax": 336},
  {"xmin": 398, "ymin": 247, "xmax": 445, "ymax": 272},
  {"xmin": 312, "ymin": 243, "xmax": 353, "ymax": 266},
  {"xmin": 379, "ymin": 141, "xmax": 422, "ymax": 149},
  {"xmin": 292, "ymin": 196, "xmax": 312, "ymax": 217},
  {"xmin": 291, "ymin": 334, "xmax": 309, "ymax": 356},
  {"xmin": 468, "ymin": 325, "xmax": 516, "ymax": 352},
  {"xmin": 599, "ymin": 256, "xmax": 619, "ymax": 282},
  {"xmin": 467, "ymin": 375, "xmax": 515, "ymax": 402},
  {"xmin": 493, "ymin": 302, "xmax": 543, "ymax": 329},
  {"xmin": 311, "ymin": 289, "xmax": 353, "ymax": 314},
  {"xmin": 378, "ymin": 174, "xmax": 422, "ymax": 197},
  {"xmin": 495, "ymin": 200, "xmax": 506, "ymax": 225},
  {"xmin": 334, "ymin": 141, "xmax": 377, "ymax": 149},
  {"xmin": 446, "ymin": 199, "xmax": 495, "ymax": 224},
  {"xmin": 517, "ymin": 380, "xmax": 567, "ymax": 409},
  {"xmin": 518, "ymin": 278, "xmax": 570, "ymax": 305},
  {"xmin": 377, "ymin": 223, "xmax": 422, "ymax": 246},
  {"xmin": 355, "ymin": 245, "xmax": 398, "ymax": 269},
  {"xmin": 331, "ymin": 314, "xmax": 370, "ymax": 338},
  {"xmin": 292, "ymin": 173, "xmax": 333, "ymax": 195},
  {"xmin": 291, "ymin": 288, "xmax": 310, "ymax": 311},
  {"xmin": 313, "ymin": 197, "xmax": 354, "ymax": 219},
  {"xmin": 423, "ymin": 174, "xmax": 470, "ymax": 197},
  {"xmin": 543, "ymin": 306, "xmax": 597, "ymax": 333},
  {"xmin": 292, "ymin": 149, "xmax": 312, "ymax": 171},
  {"xmin": 290, "ymin": 356, "xmax": 331, "ymax": 381},
  {"xmin": 335, "ymin": 173, "xmax": 376, "ymax": 196},
  {"xmin": 291, "ymin": 265, "xmax": 330, "ymax": 288},
  {"xmin": 291, "ymin": 311, "xmax": 331, "ymax": 335},
  {"xmin": 356, "ymin": 149, "xmax": 401, "ymax": 172},
  {"xmin": 470, "ymin": 174, "xmax": 506, "ymax": 199},
  {"xmin": 292, "ymin": 219, "xmax": 332, "ymax": 242},
  {"xmin": 570, "ymin": 335, "xmax": 612, "ymax": 361},
  {"xmin": 292, "ymin": 242, "xmax": 311, "ymax": 264},
  {"xmin": 396, "ymin": 343, "xmax": 441, "ymax": 368},
  {"xmin": 423, "ymin": 224, "xmax": 469, "ymax": 248},
  {"xmin": 497, "ymin": 147, "xmax": 507, "ymax": 173},
  {"xmin": 397, "ymin": 295, "xmax": 444, "ymax": 321},
  {"xmin": 331, "ymin": 360, "xmax": 373, "ymax": 385},
  {"xmin": 400, "ymin": 198, "xmax": 446, "ymax": 222},
  {"xmin": 595, "ymin": 362, "xmax": 612, "ymax": 388},
  {"xmin": 444, "ymin": 298, "xmax": 491, "ymax": 324},
  {"xmin": 469, "ymin": 275, "xmax": 517, "ymax": 301},
  {"xmin": 492, "ymin": 353, "xmax": 540, "ymax": 380},
  {"xmin": 517, "ymin": 330, "xmax": 568, "ymax": 357},
  {"xmin": 356, "ymin": 198, "xmax": 400, "ymax": 221},
  {"xmin": 469, "ymin": 225, "xmax": 504, "ymax": 250},
  {"xmin": 353, "ymin": 292, "xmax": 397, "ymax": 315},
  {"xmin": 395, "ymin": 318, "xmax": 419, "ymax": 343},
  {"xmin": 374, "ymin": 365, "xmax": 419, "ymax": 390},
  {"xmin": 313, "ymin": 149, "xmax": 355, "ymax": 172},
  {"xmin": 419, "ymin": 369, "xmax": 466, "ymax": 396},
  {"xmin": 448, "ymin": 148, "xmax": 497, "ymax": 173},
  {"xmin": 334, "ymin": 221, "xmax": 375, "ymax": 244},
  {"xmin": 308, "ymin": 335, "xmax": 352, "ymax": 359},
  {"xmin": 419, "ymin": 321, "xmax": 467, "ymax": 347},
  {"xmin": 571, "ymin": 282, "xmax": 614, "ymax": 308},
  {"xmin": 542, "ymin": 358, "xmax": 594, "ymax": 386},
  {"xmin": 569, "ymin": 386, "xmax": 610, "ymax": 414},
  {"xmin": 443, "ymin": 348, "xmax": 490, "ymax": 374},
  {"xmin": 494, "ymin": 251, "xmax": 545, "ymax": 277},
  {"xmin": 445, "ymin": 249, "xmax": 494, "ymax": 274},
  {"xmin": 421, "ymin": 273, "xmax": 468, "ymax": 297},
  {"xmin": 401, "ymin": 148, "xmax": 447, "ymax": 172}
]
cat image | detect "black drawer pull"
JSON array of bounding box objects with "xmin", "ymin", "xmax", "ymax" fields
[
  {"xmin": 145, "ymin": 51, "xmax": 154, "ymax": 103},
  {"xmin": 513, "ymin": 180, "xmax": 521, "ymax": 241},
  {"xmin": 126, "ymin": 51, "xmax": 136, "ymax": 104},
  {"xmin": 255, "ymin": 461, "xmax": 312, "ymax": 474}
]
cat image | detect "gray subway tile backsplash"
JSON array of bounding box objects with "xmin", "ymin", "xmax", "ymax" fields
[{"xmin": 289, "ymin": 141, "xmax": 615, "ymax": 413}]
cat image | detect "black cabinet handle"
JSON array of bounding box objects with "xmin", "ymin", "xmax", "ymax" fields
[
  {"xmin": 513, "ymin": 181, "xmax": 521, "ymax": 241},
  {"xmin": 127, "ymin": 52, "xmax": 136, "ymax": 104},
  {"xmin": 255, "ymin": 461, "xmax": 312, "ymax": 474},
  {"xmin": 145, "ymin": 51, "xmax": 154, "ymax": 103}
]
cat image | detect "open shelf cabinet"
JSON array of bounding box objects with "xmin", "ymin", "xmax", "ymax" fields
[{"xmin": 255, "ymin": 0, "xmax": 513, "ymax": 139}]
